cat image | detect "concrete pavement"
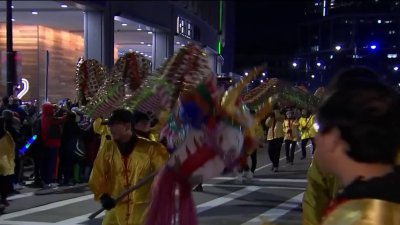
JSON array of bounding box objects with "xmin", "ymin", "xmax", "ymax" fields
[{"xmin": 0, "ymin": 145, "xmax": 313, "ymax": 225}]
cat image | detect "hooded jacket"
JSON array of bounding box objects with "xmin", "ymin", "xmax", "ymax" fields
[{"xmin": 41, "ymin": 103, "xmax": 66, "ymax": 149}]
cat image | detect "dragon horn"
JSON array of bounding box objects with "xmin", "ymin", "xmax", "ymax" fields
[{"xmin": 221, "ymin": 64, "xmax": 267, "ymax": 115}]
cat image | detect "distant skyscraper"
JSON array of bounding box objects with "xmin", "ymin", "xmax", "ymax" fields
[{"xmin": 294, "ymin": 0, "xmax": 400, "ymax": 89}]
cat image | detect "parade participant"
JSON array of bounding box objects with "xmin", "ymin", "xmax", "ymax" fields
[
  {"xmin": 265, "ymin": 104, "xmax": 284, "ymax": 172},
  {"xmin": 303, "ymin": 159, "xmax": 340, "ymax": 225},
  {"xmin": 88, "ymin": 109, "xmax": 169, "ymax": 225},
  {"xmin": 298, "ymin": 109, "xmax": 316, "ymax": 159},
  {"xmin": 283, "ymin": 110, "xmax": 299, "ymax": 165},
  {"xmin": 132, "ymin": 110, "xmax": 158, "ymax": 141},
  {"xmin": 314, "ymin": 67, "xmax": 400, "ymax": 225},
  {"xmin": 0, "ymin": 117, "xmax": 15, "ymax": 211}
]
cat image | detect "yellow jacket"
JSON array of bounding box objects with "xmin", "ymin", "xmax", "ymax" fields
[
  {"xmin": 89, "ymin": 136, "xmax": 169, "ymax": 225},
  {"xmin": 322, "ymin": 199, "xmax": 400, "ymax": 225},
  {"xmin": 303, "ymin": 159, "xmax": 340, "ymax": 225},
  {"xmin": 298, "ymin": 115, "xmax": 316, "ymax": 139},
  {"xmin": 265, "ymin": 110, "xmax": 285, "ymax": 140},
  {"xmin": 0, "ymin": 132, "xmax": 15, "ymax": 176},
  {"xmin": 93, "ymin": 118, "xmax": 111, "ymax": 151},
  {"xmin": 283, "ymin": 119, "xmax": 299, "ymax": 141}
]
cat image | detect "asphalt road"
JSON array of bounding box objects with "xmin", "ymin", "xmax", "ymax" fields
[{"xmin": 0, "ymin": 144, "xmax": 313, "ymax": 225}]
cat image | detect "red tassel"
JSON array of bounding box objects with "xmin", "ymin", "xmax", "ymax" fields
[
  {"xmin": 179, "ymin": 179, "xmax": 197, "ymax": 225},
  {"xmin": 145, "ymin": 167, "xmax": 177, "ymax": 225}
]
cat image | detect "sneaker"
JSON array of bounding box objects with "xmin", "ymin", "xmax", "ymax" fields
[
  {"xmin": 193, "ymin": 184, "xmax": 203, "ymax": 192},
  {"xmin": 27, "ymin": 182, "xmax": 44, "ymax": 188},
  {"xmin": 273, "ymin": 167, "xmax": 278, "ymax": 173},
  {"xmin": 14, "ymin": 183, "xmax": 24, "ymax": 190},
  {"xmin": 235, "ymin": 174, "xmax": 243, "ymax": 183},
  {"xmin": 245, "ymin": 172, "xmax": 253, "ymax": 180}
]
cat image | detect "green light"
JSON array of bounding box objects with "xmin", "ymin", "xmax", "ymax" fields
[{"xmin": 218, "ymin": 40, "xmax": 222, "ymax": 55}]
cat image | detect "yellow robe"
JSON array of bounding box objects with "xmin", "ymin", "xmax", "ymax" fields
[
  {"xmin": 322, "ymin": 199, "xmax": 400, "ymax": 225},
  {"xmin": 89, "ymin": 136, "xmax": 169, "ymax": 225},
  {"xmin": 298, "ymin": 115, "xmax": 316, "ymax": 140},
  {"xmin": 0, "ymin": 132, "xmax": 15, "ymax": 176},
  {"xmin": 302, "ymin": 159, "xmax": 340, "ymax": 225},
  {"xmin": 303, "ymin": 155, "xmax": 400, "ymax": 225},
  {"xmin": 265, "ymin": 110, "xmax": 285, "ymax": 140},
  {"xmin": 282, "ymin": 119, "xmax": 300, "ymax": 141}
]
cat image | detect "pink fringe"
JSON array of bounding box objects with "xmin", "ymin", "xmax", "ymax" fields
[
  {"xmin": 145, "ymin": 167, "xmax": 177, "ymax": 225},
  {"xmin": 179, "ymin": 179, "xmax": 197, "ymax": 225},
  {"xmin": 145, "ymin": 166, "xmax": 198, "ymax": 225}
]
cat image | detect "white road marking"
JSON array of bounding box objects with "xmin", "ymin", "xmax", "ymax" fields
[
  {"xmin": 196, "ymin": 186, "xmax": 261, "ymax": 214},
  {"xmin": 7, "ymin": 192, "xmax": 34, "ymax": 201},
  {"xmin": 0, "ymin": 221, "xmax": 53, "ymax": 225},
  {"xmin": 0, "ymin": 194, "xmax": 94, "ymax": 220},
  {"xmin": 211, "ymin": 177, "xmax": 307, "ymax": 183},
  {"xmin": 240, "ymin": 192, "xmax": 304, "ymax": 225},
  {"xmin": 1, "ymin": 186, "xmax": 261, "ymax": 225},
  {"xmin": 202, "ymin": 183, "xmax": 306, "ymax": 191}
]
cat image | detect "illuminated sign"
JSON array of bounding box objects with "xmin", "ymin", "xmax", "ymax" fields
[
  {"xmin": 177, "ymin": 16, "xmax": 193, "ymax": 39},
  {"xmin": 17, "ymin": 78, "xmax": 29, "ymax": 99}
]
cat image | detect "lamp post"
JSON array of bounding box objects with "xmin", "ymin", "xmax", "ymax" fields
[{"xmin": 6, "ymin": 0, "xmax": 16, "ymax": 96}]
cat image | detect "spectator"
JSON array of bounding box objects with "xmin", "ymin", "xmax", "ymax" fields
[
  {"xmin": 58, "ymin": 111, "xmax": 82, "ymax": 186},
  {"xmin": 40, "ymin": 103, "xmax": 66, "ymax": 189}
]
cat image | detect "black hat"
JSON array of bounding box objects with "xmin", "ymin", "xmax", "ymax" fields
[
  {"xmin": 132, "ymin": 110, "xmax": 159, "ymax": 127},
  {"xmin": 102, "ymin": 109, "xmax": 133, "ymax": 125}
]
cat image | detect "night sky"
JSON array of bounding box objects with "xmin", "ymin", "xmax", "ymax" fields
[{"xmin": 234, "ymin": 0, "xmax": 308, "ymax": 56}]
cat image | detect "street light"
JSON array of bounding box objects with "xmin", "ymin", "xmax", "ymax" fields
[
  {"xmin": 292, "ymin": 62, "xmax": 298, "ymax": 67},
  {"xmin": 335, "ymin": 45, "xmax": 341, "ymax": 51},
  {"xmin": 311, "ymin": 74, "xmax": 315, "ymax": 79},
  {"xmin": 244, "ymin": 72, "xmax": 248, "ymax": 76},
  {"xmin": 394, "ymin": 66, "xmax": 399, "ymax": 71},
  {"xmin": 316, "ymin": 62, "xmax": 321, "ymax": 67}
]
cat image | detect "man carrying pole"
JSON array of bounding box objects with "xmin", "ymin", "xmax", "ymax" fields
[{"xmin": 88, "ymin": 109, "xmax": 169, "ymax": 225}]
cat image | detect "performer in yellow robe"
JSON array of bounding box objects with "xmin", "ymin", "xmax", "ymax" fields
[
  {"xmin": 312, "ymin": 67, "xmax": 400, "ymax": 225},
  {"xmin": 89, "ymin": 109, "xmax": 169, "ymax": 225},
  {"xmin": 302, "ymin": 159, "xmax": 340, "ymax": 225},
  {"xmin": 0, "ymin": 117, "xmax": 15, "ymax": 209}
]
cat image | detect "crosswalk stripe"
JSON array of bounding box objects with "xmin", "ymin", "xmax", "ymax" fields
[
  {"xmin": 0, "ymin": 195, "xmax": 94, "ymax": 220},
  {"xmin": 240, "ymin": 192, "xmax": 304, "ymax": 225},
  {"xmin": 212, "ymin": 177, "xmax": 307, "ymax": 183},
  {"xmin": 46, "ymin": 186, "xmax": 261, "ymax": 224},
  {"xmin": 196, "ymin": 186, "xmax": 261, "ymax": 214},
  {"xmin": 0, "ymin": 221, "xmax": 53, "ymax": 225},
  {"xmin": 202, "ymin": 183, "xmax": 306, "ymax": 190}
]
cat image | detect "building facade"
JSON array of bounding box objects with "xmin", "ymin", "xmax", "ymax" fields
[
  {"xmin": 0, "ymin": 1, "xmax": 232, "ymax": 102},
  {"xmin": 295, "ymin": 0, "xmax": 400, "ymax": 89}
]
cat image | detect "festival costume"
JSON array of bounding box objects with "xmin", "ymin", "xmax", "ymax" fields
[
  {"xmin": 321, "ymin": 166, "xmax": 400, "ymax": 225},
  {"xmin": 265, "ymin": 111, "xmax": 284, "ymax": 169},
  {"xmin": 88, "ymin": 136, "xmax": 169, "ymax": 225},
  {"xmin": 283, "ymin": 118, "xmax": 299, "ymax": 164},
  {"xmin": 0, "ymin": 131, "xmax": 15, "ymax": 206},
  {"xmin": 303, "ymin": 159, "xmax": 340, "ymax": 225},
  {"xmin": 299, "ymin": 114, "xmax": 316, "ymax": 157},
  {"xmin": 76, "ymin": 43, "xmax": 323, "ymax": 225}
]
